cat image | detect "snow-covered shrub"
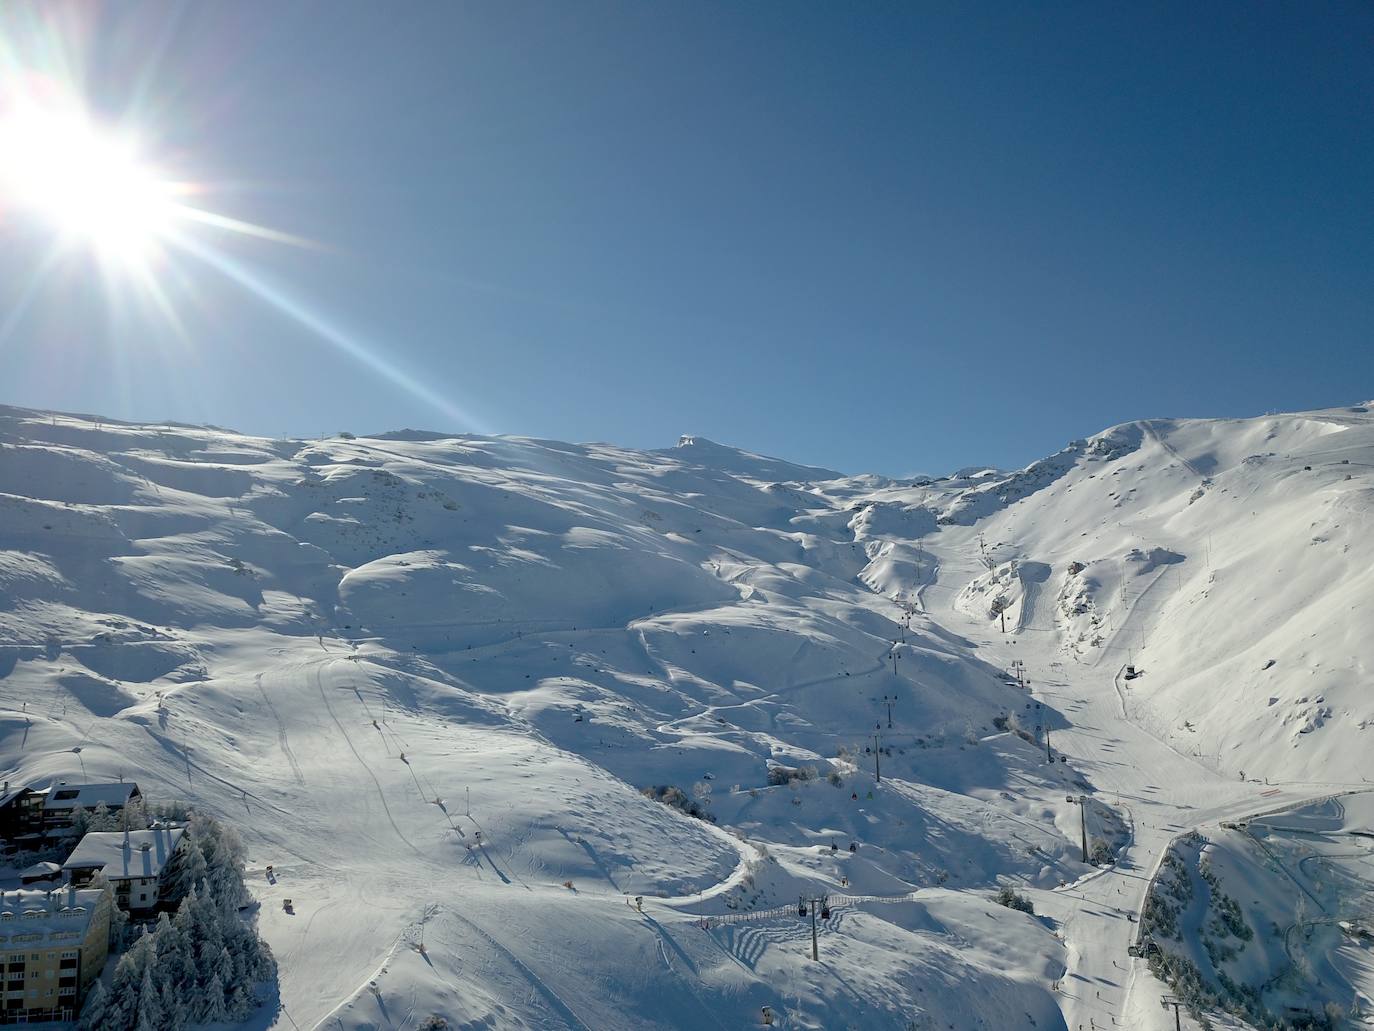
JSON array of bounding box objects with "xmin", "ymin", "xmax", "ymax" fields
[
  {"xmin": 766, "ymin": 764, "xmax": 818, "ymax": 787},
  {"xmin": 641, "ymin": 785, "xmax": 716, "ymax": 823},
  {"xmin": 991, "ymin": 886, "xmax": 1034, "ymax": 914}
]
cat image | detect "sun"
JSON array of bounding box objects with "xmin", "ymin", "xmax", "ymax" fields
[{"xmin": 0, "ymin": 105, "xmax": 178, "ymax": 266}]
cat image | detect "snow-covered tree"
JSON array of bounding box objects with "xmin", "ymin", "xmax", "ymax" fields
[
  {"xmin": 163, "ymin": 835, "xmax": 207, "ymax": 906},
  {"xmin": 185, "ymin": 885, "xmax": 226, "ymax": 984},
  {"xmin": 201, "ymin": 972, "xmax": 228, "ymax": 1023},
  {"xmin": 68, "ymin": 804, "xmax": 90, "ymax": 839},
  {"xmin": 122, "ymin": 797, "xmax": 150, "ymax": 831},
  {"xmin": 91, "ymin": 810, "xmax": 275, "ymax": 1026},
  {"xmin": 134, "ymin": 962, "xmax": 163, "ymax": 1031},
  {"xmin": 152, "ymin": 911, "xmax": 197, "ymax": 1016},
  {"xmin": 104, "ymin": 936, "xmax": 150, "ymax": 1031},
  {"xmin": 76, "ymin": 978, "xmax": 109, "ymax": 1031},
  {"xmin": 89, "ymin": 800, "xmax": 114, "ymax": 832}
]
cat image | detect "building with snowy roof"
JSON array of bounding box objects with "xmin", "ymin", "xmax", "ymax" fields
[
  {"xmin": 40, "ymin": 781, "xmax": 141, "ymax": 833},
  {"xmin": 0, "ymin": 886, "xmax": 111, "ymax": 1023},
  {"xmin": 62, "ymin": 826, "xmax": 186, "ymax": 913},
  {"xmin": 0, "ymin": 784, "xmax": 42, "ymax": 847},
  {"xmin": 17, "ymin": 863, "xmax": 61, "ymax": 887}
]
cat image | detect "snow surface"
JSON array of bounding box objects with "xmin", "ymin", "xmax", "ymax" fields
[{"xmin": 2, "ymin": 401, "xmax": 1372, "ymax": 1030}]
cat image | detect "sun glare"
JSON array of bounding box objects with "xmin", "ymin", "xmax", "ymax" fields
[{"xmin": 0, "ymin": 105, "xmax": 177, "ymax": 265}]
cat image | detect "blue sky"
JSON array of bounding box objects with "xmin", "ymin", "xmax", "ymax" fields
[{"xmin": 2, "ymin": 2, "xmax": 1371, "ymax": 476}]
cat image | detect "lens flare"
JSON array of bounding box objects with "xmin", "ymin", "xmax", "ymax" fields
[{"xmin": 0, "ymin": 10, "xmax": 486, "ymax": 434}]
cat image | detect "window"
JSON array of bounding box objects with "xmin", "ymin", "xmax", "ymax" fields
[{"xmin": 51, "ymin": 790, "xmax": 80, "ymax": 801}]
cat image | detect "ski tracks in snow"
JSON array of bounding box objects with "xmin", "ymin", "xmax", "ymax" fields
[
  {"xmin": 312, "ymin": 659, "xmax": 425, "ymax": 860},
  {"xmin": 256, "ymin": 672, "xmax": 306, "ymax": 786},
  {"xmin": 448, "ymin": 910, "xmax": 596, "ymax": 1031}
]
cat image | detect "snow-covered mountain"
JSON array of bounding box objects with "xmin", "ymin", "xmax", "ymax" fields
[{"xmin": 2, "ymin": 401, "xmax": 1371, "ymax": 1030}]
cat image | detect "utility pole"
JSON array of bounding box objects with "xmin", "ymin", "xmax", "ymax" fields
[
  {"xmin": 871, "ymin": 732, "xmax": 882, "ymax": 784},
  {"xmin": 1045, "ymin": 728, "xmax": 1053, "ymax": 763},
  {"xmin": 891, "ymin": 646, "xmax": 899, "ymax": 677},
  {"xmin": 882, "ymin": 694, "xmax": 896, "ymax": 729},
  {"xmin": 1068, "ymin": 795, "xmax": 1089, "ymax": 863}
]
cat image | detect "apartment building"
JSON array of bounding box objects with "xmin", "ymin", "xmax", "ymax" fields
[{"xmin": 0, "ymin": 887, "xmax": 111, "ymax": 1025}]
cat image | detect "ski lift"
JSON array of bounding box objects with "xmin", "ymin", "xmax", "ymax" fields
[
  {"xmin": 283, "ymin": 898, "xmax": 294, "ymax": 913},
  {"xmin": 820, "ymin": 899, "xmax": 831, "ymax": 920},
  {"xmin": 798, "ymin": 897, "xmax": 808, "ymax": 918}
]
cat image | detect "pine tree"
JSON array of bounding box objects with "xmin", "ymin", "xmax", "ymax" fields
[
  {"xmin": 90, "ymin": 800, "xmax": 114, "ymax": 832},
  {"xmin": 167, "ymin": 835, "xmax": 208, "ymax": 903},
  {"xmin": 202, "ymin": 972, "xmax": 228, "ymax": 1023},
  {"xmin": 134, "ymin": 963, "xmax": 163, "ymax": 1031},
  {"xmin": 76, "ymin": 978, "xmax": 109, "ymax": 1031},
  {"xmin": 159, "ymin": 976, "xmax": 188, "ymax": 1031},
  {"xmin": 105, "ymin": 946, "xmax": 145, "ymax": 1031},
  {"xmin": 155, "ymin": 913, "xmax": 197, "ymax": 999},
  {"xmin": 188, "ymin": 886, "xmax": 225, "ymax": 986},
  {"xmin": 68, "ymin": 804, "xmax": 90, "ymax": 839},
  {"xmin": 216, "ymin": 945, "xmax": 256, "ymax": 1019},
  {"xmin": 123, "ymin": 797, "xmax": 150, "ymax": 831}
]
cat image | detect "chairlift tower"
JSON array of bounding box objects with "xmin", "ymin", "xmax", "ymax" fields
[
  {"xmin": 1066, "ymin": 795, "xmax": 1090, "ymax": 863},
  {"xmin": 1160, "ymin": 996, "xmax": 1185, "ymax": 1031}
]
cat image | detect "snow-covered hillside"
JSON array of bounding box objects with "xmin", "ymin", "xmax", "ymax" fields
[
  {"xmin": 2, "ymin": 401, "xmax": 1371, "ymax": 1030},
  {"xmin": 889, "ymin": 405, "xmax": 1374, "ymax": 786}
]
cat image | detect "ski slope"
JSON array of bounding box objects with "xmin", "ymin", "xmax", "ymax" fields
[{"xmin": 2, "ymin": 401, "xmax": 1372, "ymax": 1029}]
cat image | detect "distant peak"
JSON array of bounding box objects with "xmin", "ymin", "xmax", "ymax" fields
[{"xmin": 661, "ymin": 435, "xmax": 843, "ymax": 483}]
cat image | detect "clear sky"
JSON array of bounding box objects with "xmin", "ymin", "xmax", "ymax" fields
[{"xmin": 2, "ymin": 2, "xmax": 1371, "ymax": 476}]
